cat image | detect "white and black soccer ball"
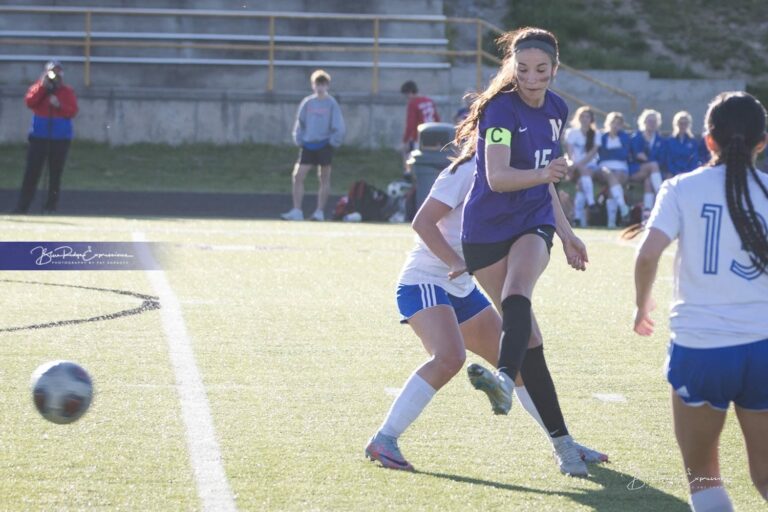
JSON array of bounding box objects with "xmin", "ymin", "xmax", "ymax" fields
[
  {"xmin": 387, "ymin": 180, "xmax": 412, "ymax": 199},
  {"xmin": 31, "ymin": 361, "xmax": 93, "ymax": 424}
]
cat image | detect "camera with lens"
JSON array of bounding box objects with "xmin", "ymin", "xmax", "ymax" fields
[{"xmin": 44, "ymin": 69, "xmax": 60, "ymax": 92}]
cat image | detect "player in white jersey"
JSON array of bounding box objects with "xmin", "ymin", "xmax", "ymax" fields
[
  {"xmin": 365, "ymin": 160, "xmax": 607, "ymax": 474},
  {"xmin": 634, "ymin": 92, "xmax": 768, "ymax": 511}
]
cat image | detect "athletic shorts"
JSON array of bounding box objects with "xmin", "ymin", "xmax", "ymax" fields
[
  {"xmin": 665, "ymin": 337, "xmax": 768, "ymax": 411},
  {"xmin": 396, "ymin": 283, "xmax": 491, "ymax": 324},
  {"xmin": 462, "ymin": 225, "xmax": 555, "ymax": 273},
  {"xmin": 298, "ymin": 145, "xmax": 333, "ymax": 166}
]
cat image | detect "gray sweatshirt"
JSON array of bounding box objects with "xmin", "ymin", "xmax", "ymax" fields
[{"xmin": 292, "ymin": 94, "xmax": 346, "ymax": 148}]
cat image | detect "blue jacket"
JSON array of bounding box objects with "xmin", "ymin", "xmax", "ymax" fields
[
  {"xmin": 666, "ymin": 134, "xmax": 703, "ymax": 176},
  {"xmin": 25, "ymin": 81, "xmax": 78, "ymax": 140},
  {"xmin": 630, "ymin": 131, "xmax": 666, "ymax": 173},
  {"xmin": 597, "ymin": 130, "xmax": 631, "ymax": 164}
]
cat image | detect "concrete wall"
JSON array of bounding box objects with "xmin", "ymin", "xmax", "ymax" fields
[
  {"xmin": 554, "ymin": 69, "xmax": 745, "ymax": 133},
  {"xmin": 2, "ymin": 68, "xmax": 746, "ymax": 147},
  {"xmin": 0, "ymin": 86, "xmax": 450, "ymax": 147}
]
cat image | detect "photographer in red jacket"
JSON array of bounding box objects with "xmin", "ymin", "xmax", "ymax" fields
[{"xmin": 14, "ymin": 60, "xmax": 78, "ymax": 214}]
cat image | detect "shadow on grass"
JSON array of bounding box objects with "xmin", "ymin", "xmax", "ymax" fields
[{"xmin": 416, "ymin": 464, "xmax": 689, "ymax": 512}]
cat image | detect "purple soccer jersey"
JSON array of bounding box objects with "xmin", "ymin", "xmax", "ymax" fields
[{"xmin": 462, "ymin": 90, "xmax": 568, "ymax": 244}]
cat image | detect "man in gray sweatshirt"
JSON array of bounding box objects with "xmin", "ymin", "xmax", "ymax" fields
[{"xmin": 281, "ymin": 69, "xmax": 346, "ymax": 221}]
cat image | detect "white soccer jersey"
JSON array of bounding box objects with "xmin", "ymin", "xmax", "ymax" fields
[
  {"xmin": 564, "ymin": 127, "xmax": 601, "ymax": 168},
  {"xmin": 647, "ymin": 164, "xmax": 768, "ymax": 348},
  {"xmin": 398, "ymin": 160, "xmax": 475, "ymax": 297}
]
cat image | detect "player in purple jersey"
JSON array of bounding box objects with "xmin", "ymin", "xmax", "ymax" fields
[{"xmin": 449, "ymin": 27, "xmax": 590, "ymax": 476}]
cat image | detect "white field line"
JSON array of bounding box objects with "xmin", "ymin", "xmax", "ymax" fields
[
  {"xmin": 132, "ymin": 231, "xmax": 237, "ymax": 512},
  {"xmin": 0, "ymin": 219, "xmax": 412, "ymax": 238}
]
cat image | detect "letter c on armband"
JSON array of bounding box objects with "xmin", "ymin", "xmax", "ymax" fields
[{"xmin": 485, "ymin": 127, "xmax": 512, "ymax": 146}]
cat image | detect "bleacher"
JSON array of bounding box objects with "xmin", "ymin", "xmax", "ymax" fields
[{"xmin": 0, "ymin": 4, "xmax": 455, "ymax": 94}]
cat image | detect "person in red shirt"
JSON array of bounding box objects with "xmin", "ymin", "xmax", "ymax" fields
[
  {"xmin": 14, "ymin": 60, "xmax": 78, "ymax": 214},
  {"xmin": 400, "ymin": 81, "xmax": 440, "ymax": 172}
]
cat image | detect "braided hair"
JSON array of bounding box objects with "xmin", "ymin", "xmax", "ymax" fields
[{"xmin": 706, "ymin": 92, "xmax": 768, "ymax": 274}]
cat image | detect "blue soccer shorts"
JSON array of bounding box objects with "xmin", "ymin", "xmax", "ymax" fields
[
  {"xmin": 396, "ymin": 283, "xmax": 491, "ymax": 325},
  {"xmin": 665, "ymin": 337, "xmax": 768, "ymax": 411}
]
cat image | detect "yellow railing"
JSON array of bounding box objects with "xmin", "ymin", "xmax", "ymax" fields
[{"xmin": 0, "ymin": 6, "xmax": 637, "ymax": 113}]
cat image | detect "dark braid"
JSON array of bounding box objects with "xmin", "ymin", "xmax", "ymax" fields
[
  {"xmin": 713, "ymin": 94, "xmax": 768, "ymax": 274},
  {"xmin": 585, "ymin": 127, "xmax": 595, "ymax": 152}
]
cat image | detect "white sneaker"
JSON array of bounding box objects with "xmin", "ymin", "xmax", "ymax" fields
[
  {"xmin": 552, "ymin": 435, "xmax": 589, "ymax": 477},
  {"xmin": 309, "ymin": 209, "xmax": 324, "ymax": 221},
  {"xmin": 343, "ymin": 212, "xmax": 362, "ymax": 222},
  {"xmin": 280, "ymin": 208, "xmax": 303, "ymax": 221}
]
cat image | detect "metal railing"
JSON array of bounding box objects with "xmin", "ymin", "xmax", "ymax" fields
[{"xmin": 0, "ymin": 5, "xmax": 637, "ymax": 113}]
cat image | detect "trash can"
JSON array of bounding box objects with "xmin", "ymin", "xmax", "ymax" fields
[{"xmin": 407, "ymin": 122, "xmax": 455, "ymax": 209}]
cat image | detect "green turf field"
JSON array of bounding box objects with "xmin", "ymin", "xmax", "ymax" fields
[
  {"xmin": 0, "ymin": 142, "xmax": 404, "ymax": 194},
  {"xmin": 0, "ymin": 216, "xmax": 763, "ymax": 511}
]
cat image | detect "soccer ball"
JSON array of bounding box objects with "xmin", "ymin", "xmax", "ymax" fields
[
  {"xmin": 31, "ymin": 361, "xmax": 93, "ymax": 424},
  {"xmin": 387, "ymin": 180, "xmax": 412, "ymax": 199}
]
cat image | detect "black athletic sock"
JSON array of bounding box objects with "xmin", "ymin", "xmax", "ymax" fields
[
  {"xmin": 497, "ymin": 295, "xmax": 531, "ymax": 382},
  {"xmin": 520, "ymin": 345, "xmax": 569, "ymax": 438}
]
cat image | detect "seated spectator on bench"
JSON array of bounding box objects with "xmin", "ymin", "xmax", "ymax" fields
[
  {"xmin": 665, "ymin": 111, "xmax": 704, "ymax": 177},
  {"xmin": 564, "ymin": 106, "xmax": 600, "ymax": 226},
  {"xmin": 589, "ymin": 112, "xmax": 632, "ymax": 227},
  {"xmin": 629, "ymin": 109, "xmax": 666, "ymax": 211}
]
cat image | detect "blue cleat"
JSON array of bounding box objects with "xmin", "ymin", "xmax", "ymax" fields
[{"xmin": 365, "ymin": 432, "xmax": 414, "ymax": 471}]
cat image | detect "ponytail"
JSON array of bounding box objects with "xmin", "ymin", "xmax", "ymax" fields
[{"xmin": 586, "ymin": 128, "xmax": 595, "ymax": 152}]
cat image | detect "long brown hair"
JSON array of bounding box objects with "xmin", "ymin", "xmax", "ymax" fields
[
  {"xmin": 571, "ymin": 105, "xmax": 597, "ymax": 151},
  {"xmin": 448, "ymin": 27, "xmax": 559, "ymax": 172}
]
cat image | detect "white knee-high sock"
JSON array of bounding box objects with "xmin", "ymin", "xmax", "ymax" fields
[
  {"xmin": 610, "ymin": 184, "xmax": 627, "ymax": 208},
  {"xmin": 606, "ymin": 198, "xmax": 618, "ymax": 227},
  {"xmin": 650, "ymin": 171, "xmax": 663, "ymax": 192},
  {"xmin": 514, "ymin": 385, "xmax": 549, "ymax": 438},
  {"xmin": 644, "ymin": 192, "xmax": 655, "ymax": 210},
  {"xmin": 579, "ymin": 176, "xmax": 595, "ymax": 206},
  {"xmin": 689, "ymin": 486, "xmax": 733, "ymax": 512},
  {"xmin": 378, "ymin": 372, "xmax": 436, "ymax": 438},
  {"xmin": 574, "ymin": 191, "xmax": 586, "ymax": 227}
]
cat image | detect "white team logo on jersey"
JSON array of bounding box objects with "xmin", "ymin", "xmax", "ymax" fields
[{"xmin": 549, "ymin": 119, "xmax": 562, "ymax": 142}]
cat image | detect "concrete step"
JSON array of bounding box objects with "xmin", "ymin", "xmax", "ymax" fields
[{"xmin": 2, "ymin": 0, "xmax": 444, "ymax": 15}]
